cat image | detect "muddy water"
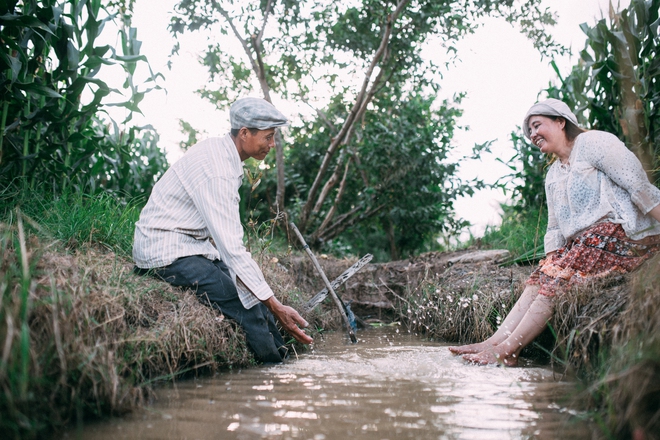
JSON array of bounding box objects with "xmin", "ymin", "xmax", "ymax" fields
[{"xmin": 70, "ymin": 327, "xmax": 595, "ymax": 440}]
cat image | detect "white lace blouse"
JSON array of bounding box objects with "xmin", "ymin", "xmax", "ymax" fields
[{"xmin": 544, "ymin": 130, "xmax": 660, "ymax": 253}]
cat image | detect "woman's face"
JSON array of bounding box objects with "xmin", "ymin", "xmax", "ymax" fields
[{"xmin": 527, "ymin": 115, "xmax": 566, "ymax": 155}]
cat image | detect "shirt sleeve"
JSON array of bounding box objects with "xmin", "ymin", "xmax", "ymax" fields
[
  {"xmin": 191, "ymin": 176, "xmax": 274, "ymax": 302},
  {"xmin": 582, "ymin": 132, "xmax": 660, "ymax": 214},
  {"xmin": 544, "ymin": 180, "xmax": 565, "ymax": 254}
]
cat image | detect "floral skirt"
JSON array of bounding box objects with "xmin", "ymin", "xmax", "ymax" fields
[{"xmin": 527, "ymin": 222, "xmax": 660, "ymax": 297}]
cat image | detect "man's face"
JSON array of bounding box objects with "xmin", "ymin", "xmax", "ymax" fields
[{"xmin": 239, "ymin": 128, "xmax": 276, "ymax": 161}]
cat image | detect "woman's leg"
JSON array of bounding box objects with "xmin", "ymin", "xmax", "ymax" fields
[
  {"xmin": 448, "ymin": 284, "xmax": 540, "ymax": 355},
  {"xmin": 462, "ymin": 292, "xmax": 554, "ymax": 366}
]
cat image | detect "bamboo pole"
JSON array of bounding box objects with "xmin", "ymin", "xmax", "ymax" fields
[{"xmin": 289, "ymin": 222, "xmax": 357, "ymax": 343}]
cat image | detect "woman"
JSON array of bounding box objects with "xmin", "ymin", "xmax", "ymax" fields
[{"xmin": 449, "ymin": 98, "xmax": 660, "ymax": 366}]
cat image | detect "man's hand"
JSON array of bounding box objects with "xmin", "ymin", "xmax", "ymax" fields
[{"xmin": 263, "ymin": 296, "xmax": 313, "ymax": 345}]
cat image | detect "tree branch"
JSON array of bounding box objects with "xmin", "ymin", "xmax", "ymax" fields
[
  {"xmin": 251, "ymin": 34, "xmax": 272, "ymax": 101},
  {"xmin": 216, "ymin": 7, "xmax": 260, "ymax": 76},
  {"xmin": 312, "ymin": 151, "xmax": 345, "ymax": 214},
  {"xmin": 256, "ymin": 0, "xmax": 274, "ymax": 45},
  {"xmin": 318, "ymin": 203, "xmax": 386, "ymax": 242},
  {"xmin": 297, "ymin": 0, "xmax": 410, "ymax": 232},
  {"xmin": 313, "ymin": 156, "xmax": 352, "ymax": 240}
]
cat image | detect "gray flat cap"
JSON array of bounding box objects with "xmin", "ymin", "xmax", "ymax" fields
[
  {"xmin": 523, "ymin": 98, "xmax": 579, "ymax": 138},
  {"xmin": 230, "ymin": 97, "xmax": 288, "ymax": 130}
]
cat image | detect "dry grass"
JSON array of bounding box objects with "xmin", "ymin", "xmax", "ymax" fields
[
  {"xmin": 394, "ymin": 261, "xmax": 534, "ymax": 343},
  {"xmin": 4, "ymin": 216, "xmax": 658, "ymax": 440},
  {"xmin": 0, "ymin": 231, "xmax": 253, "ymax": 438},
  {"xmin": 586, "ymin": 254, "xmax": 660, "ymax": 440}
]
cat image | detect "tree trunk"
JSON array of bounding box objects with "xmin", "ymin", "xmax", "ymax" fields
[{"xmin": 613, "ymin": 12, "xmax": 654, "ymax": 181}]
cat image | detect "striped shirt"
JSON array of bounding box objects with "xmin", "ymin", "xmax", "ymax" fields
[{"xmin": 133, "ymin": 134, "xmax": 271, "ymax": 309}]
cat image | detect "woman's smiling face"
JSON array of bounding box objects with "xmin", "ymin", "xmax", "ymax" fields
[{"xmin": 527, "ymin": 115, "xmax": 567, "ymax": 156}]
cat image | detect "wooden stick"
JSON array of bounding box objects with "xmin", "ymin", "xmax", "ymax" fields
[
  {"xmin": 289, "ymin": 222, "xmax": 357, "ymax": 343},
  {"xmin": 303, "ymin": 253, "xmax": 372, "ymax": 313}
]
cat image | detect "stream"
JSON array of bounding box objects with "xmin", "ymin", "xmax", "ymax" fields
[{"xmin": 66, "ymin": 326, "xmax": 596, "ymax": 439}]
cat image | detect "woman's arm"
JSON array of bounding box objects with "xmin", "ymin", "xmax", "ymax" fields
[
  {"xmin": 649, "ymin": 204, "xmax": 660, "ymax": 224},
  {"xmin": 584, "ymin": 132, "xmax": 660, "ymax": 213},
  {"xmin": 544, "ymin": 180, "xmax": 564, "ymax": 254}
]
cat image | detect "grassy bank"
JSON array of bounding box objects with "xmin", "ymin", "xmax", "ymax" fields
[
  {"xmin": 0, "ymin": 191, "xmax": 328, "ymax": 439},
  {"xmin": 3, "ymin": 190, "xmax": 658, "ymax": 439},
  {"xmin": 397, "ymin": 207, "xmax": 660, "ymax": 439}
]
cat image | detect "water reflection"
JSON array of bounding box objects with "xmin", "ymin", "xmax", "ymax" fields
[{"xmin": 68, "ymin": 327, "xmax": 594, "ymax": 439}]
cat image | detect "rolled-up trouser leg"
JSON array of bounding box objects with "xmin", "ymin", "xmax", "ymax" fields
[{"xmin": 145, "ymin": 255, "xmax": 286, "ymax": 363}]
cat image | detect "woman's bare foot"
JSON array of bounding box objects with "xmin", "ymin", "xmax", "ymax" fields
[
  {"xmin": 462, "ymin": 349, "xmax": 518, "ymax": 367},
  {"xmin": 447, "ymin": 341, "xmax": 495, "ymax": 355}
]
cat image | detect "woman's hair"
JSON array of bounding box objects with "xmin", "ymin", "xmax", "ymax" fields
[
  {"xmin": 537, "ymin": 115, "xmax": 587, "ymax": 165},
  {"xmin": 544, "ymin": 115, "xmax": 586, "ymax": 141}
]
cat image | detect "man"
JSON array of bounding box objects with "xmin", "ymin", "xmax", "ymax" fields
[{"xmin": 133, "ymin": 97, "xmax": 312, "ymax": 363}]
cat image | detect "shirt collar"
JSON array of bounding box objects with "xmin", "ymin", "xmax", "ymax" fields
[{"xmin": 221, "ymin": 133, "xmax": 245, "ymax": 177}]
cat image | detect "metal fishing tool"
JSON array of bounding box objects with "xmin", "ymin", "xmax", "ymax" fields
[
  {"xmin": 303, "ymin": 253, "xmax": 373, "ymax": 313},
  {"xmin": 289, "ymin": 222, "xmax": 358, "ymax": 343}
]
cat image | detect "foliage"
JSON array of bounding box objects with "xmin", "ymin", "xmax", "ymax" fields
[
  {"xmin": 498, "ymin": 0, "xmax": 660, "ymax": 262},
  {"xmin": 169, "ymin": 0, "xmax": 565, "ymax": 258},
  {"xmin": 546, "ymin": 0, "xmax": 660, "ymax": 185},
  {"xmin": 0, "ymin": 0, "xmax": 166, "ymax": 197},
  {"xmin": 0, "ymin": 186, "xmax": 142, "ymax": 256},
  {"xmin": 296, "ymin": 91, "xmax": 479, "ymax": 259},
  {"xmin": 242, "ymin": 90, "xmax": 478, "ymax": 260},
  {"xmin": 496, "ymin": 129, "xmax": 548, "ymax": 214},
  {"xmin": 482, "ymin": 129, "xmax": 549, "ymax": 263},
  {"xmin": 177, "ymin": 118, "xmax": 207, "ymax": 152},
  {"xmin": 480, "ymin": 204, "xmax": 547, "ymax": 264}
]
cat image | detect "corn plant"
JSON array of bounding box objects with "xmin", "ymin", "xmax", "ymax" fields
[
  {"xmin": 546, "ymin": 0, "xmax": 660, "ymax": 185},
  {"xmin": 0, "ymin": 0, "xmax": 166, "ymax": 197}
]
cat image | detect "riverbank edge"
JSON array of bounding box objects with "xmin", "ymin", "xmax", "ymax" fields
[
  {"xmin": 397, "ymin": 251, "xmax": 660, "ymax": 440},
  {"xmin": 1, "ymin": 236, "xmax": 658, "ymax": 439}
]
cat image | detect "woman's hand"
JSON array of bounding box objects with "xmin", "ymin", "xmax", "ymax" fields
[{"xmin": 649, "ymin": 204, "xmax": 660, "ymax": 224}]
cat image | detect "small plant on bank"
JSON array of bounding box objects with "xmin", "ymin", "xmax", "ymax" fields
[{"xmin": 395, "ymin": 262, "xmax": 531, "ymax": 344}]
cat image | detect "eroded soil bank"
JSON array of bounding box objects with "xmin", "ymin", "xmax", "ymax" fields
[{"xmin": 3, "ymin": 241, "xmax": 659, "ymax": 439}]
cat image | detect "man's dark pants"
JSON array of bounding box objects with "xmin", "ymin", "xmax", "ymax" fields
[{"xmin": 135, "ymin": 255, "xmax": 287, "ymax": 363}]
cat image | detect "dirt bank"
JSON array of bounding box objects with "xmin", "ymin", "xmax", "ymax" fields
[
  {"xmin": 3, "ymin": 238, "xmax": 658, "ymax": 439},
  {"xmin": 281, "ymin": 248, "xmax": 531, "ymax": 325}
]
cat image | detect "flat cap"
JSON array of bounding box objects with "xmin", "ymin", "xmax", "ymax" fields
[
  {"xmin": 523, "ymin": 98, "xmax": 579, "ymax": 138},
  {"xmin": 230, "ymin": 97, "xmax": 288, "ymax": 130}
]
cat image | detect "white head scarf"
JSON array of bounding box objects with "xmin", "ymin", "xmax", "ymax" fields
[{"xmin": 523, "ymin": 98, "xmax": 579, "ymax": 139}]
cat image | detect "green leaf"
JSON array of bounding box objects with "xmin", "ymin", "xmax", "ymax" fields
[
  {"xmin": 14, "ymin": 82, "xmax": 63, "ymax": 98},
  {"xmin": 0, "ymin": 13, "xmax": 56, "ymax": 35}
]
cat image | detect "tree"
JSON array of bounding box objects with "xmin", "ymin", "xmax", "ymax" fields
[
  {"xmin": 170, "ymin": 0, "xmax": 563, "ymax": 256},
  {"xmin": 547, "ymin": 0, "xmax": 660, "ymax": 185}
]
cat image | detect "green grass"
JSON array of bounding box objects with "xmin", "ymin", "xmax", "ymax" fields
[
  {"xmin": 480, "ymin": 204, "xmax": 547, "ymax": 265},
  {"xmin": 1, "ymin": 185, "xmax": 143, "ymax": 257}
]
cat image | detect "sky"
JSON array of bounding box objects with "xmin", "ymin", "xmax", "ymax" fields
[{"xmin": 117, "ymin": 0, "xmax": 630, "ymax": 239}]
